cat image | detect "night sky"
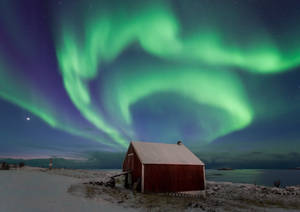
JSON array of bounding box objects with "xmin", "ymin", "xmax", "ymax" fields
[{"xmin": 1, "ymin": 0, "xmax": 300, "ymax": 161}]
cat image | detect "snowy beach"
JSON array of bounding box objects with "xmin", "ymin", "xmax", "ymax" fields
[
  {"xmin": 0, "ymin": 167, "xmax": 134, "ymax": 212},
  {"xmin": 1, "ymin": 167, "xmax": 300, "ymax": 212}
]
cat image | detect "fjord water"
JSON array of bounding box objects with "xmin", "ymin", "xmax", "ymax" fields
[{"xmin": 206, "ymin": 169, "xmax": 300, "ymax": 187}]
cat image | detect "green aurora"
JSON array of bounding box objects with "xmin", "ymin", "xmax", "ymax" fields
[{"xmin": 1, "ymin": 0, "xmax": 300, "ymax": 150}]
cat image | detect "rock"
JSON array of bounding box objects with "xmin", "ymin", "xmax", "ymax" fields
[
  {"xmin": 213, "ymin": 201, "xmax": 220, "ymax": 206},
  {"xmin": 187, "ymin": 202, "xmax": 193, "ymax": 207},
  {"xmin": 206, "ymin": 190, "xmax": 215, "ymax": 196},
  {"xmin": 187, "ymin": 202, "xmax": 200, "ymax": 208},
  {"xmin": 286, "ymin": 186, "xmax": 297, "ymax": 192},
  {"xmin": 212, "ymin": 186, "xmax": 219, "ymax": 191},
  {"xmin": 105, "ymin": 178, "xmax": 116, "ymax": 188},
  {"xmin": 271, "ymin": 188, "xmax": 281, "ymax": 195},
  {"xmin": 95, "ymin": 181, "xmax": 104, "ymax": 185},
  {"xmin": 199, "ymin": 205, "xmax": 205, "ymax": 210}
]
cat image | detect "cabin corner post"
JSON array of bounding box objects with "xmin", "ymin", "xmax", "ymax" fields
[
  {"xmin": 142, "ymin": 164, "xmax": 145, "ymax": 193},
  {"xmin": 203, "ymin": 165, "xmax": 206, "ymax": 190}
]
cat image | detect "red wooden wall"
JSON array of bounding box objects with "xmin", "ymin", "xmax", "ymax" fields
[{"xmin": 143, "ymin": 164, "xmax": 205, "ymax": 193}]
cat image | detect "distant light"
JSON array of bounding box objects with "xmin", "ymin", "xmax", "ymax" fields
[{"xmin": 26, "ymin": 117, "xmax": 31, "ymax": 121}]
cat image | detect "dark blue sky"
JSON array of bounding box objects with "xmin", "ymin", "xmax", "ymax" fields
[{"xmin": 0, "ymin": 0, "xmax": 300, "ymax": 162}]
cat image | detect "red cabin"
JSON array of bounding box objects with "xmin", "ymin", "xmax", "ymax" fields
[{"xmin": 123, "ymin": 141, "xmax": 206, "ymax": 193}]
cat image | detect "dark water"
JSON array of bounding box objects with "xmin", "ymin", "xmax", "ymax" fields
[{"xmin": 206, "ymin": 169, "xmax": 300, "ymax": 187}]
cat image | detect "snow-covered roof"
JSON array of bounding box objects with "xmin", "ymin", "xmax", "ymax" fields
[{"xmin": 131, "ymin": 141, "xmax": 204, "ymax": 165}]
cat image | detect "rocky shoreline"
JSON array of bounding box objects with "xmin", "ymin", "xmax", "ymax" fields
[{"xmin": 36, "ymin": 168, "xmax": 300, "ymax": 212}]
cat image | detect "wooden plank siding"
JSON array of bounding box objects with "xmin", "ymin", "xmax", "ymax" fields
[
  {"xmin": 123, "ymin": 144, "xmax": 142, "ymax": 188},
  {"xmin": 143, "ymin": 164, "xmax": 205, "ymax": 193}
]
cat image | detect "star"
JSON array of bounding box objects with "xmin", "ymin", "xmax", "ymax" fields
[{"xmin": 26, "ymin": 117, "xmax": 31, "ymax": 121}]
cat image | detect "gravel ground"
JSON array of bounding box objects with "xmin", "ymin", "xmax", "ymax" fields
[{"xmin": 44, "ymin": 168, "xmax": 300, "ymax": 212}]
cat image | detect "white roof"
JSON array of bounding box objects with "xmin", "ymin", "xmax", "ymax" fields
[{"xmin": 131, "ymin": 141, "xmax": 204, "ymax": 165}]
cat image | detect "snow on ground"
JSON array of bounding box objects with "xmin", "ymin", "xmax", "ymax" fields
[
  {"xmin": 0, "ymin": 168, "xmax": 135, "ymax": 212},
  {"xmin": 1, "ymin": 167, "xmax": 300, "ymax": 212}
]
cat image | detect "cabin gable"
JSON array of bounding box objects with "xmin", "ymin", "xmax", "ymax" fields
[{"xmin": 123, "ymin": 143, "xmax": 142, "ymax": 190}]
